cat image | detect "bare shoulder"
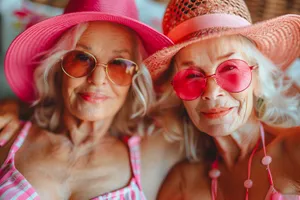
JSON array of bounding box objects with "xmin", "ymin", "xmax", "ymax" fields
[
  {"xmin": 158, "ymin": 160, "xmax": 210, "ymax": 200},
  {"xmin": 266, "ymin": 125, "xmax": 300, "ymax": 168},
  {"xmin": 266, "ymin": 125, "xmax": 300, "ymax": 156},
  {"xmin": 0, "ymin": 121, "xmax": 36, "ymax": 165},
  {"xmin": 8, "ymin": 122, "xmax": 57, "ymax": 154},
  {"xmin": 280, "ymin": 127, "xmax": 300, "ymax": 167},
  {"xmin": 25, "ymin": 122, "xmax": 53, "ymax": 145},
  {"xmin": 177, "ymin": 161, "xmax": 211, "ymax": 197},
  {"xmin": 157, "ymin": 160, "xmax": 190, "ymax": 200}
]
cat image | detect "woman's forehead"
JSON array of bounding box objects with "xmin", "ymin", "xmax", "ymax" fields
[
  {"xmin": 79, "ymin": 22, "xmax": 136, "ymax": 45},
  {"xmin": 76, "ymin": 22, "xmax": 137, "ymax": 59},
  {"xmin": 175, "ymin": 36, "xmax": 251, "ymax": 63}
]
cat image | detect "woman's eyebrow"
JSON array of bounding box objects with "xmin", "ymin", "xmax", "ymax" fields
[
  {"xmin": 113, "ymin": 49, "xmax": 131, "ymax": 57},
  {"xmin": 216, "ymin": 52, "xmax": 236, "ymax": 61},
  {"xmin": 76, "ymin": 43, "xmax": 92, "ymax": 51},
  {"xmin": 178, "ymin": 60, "xmax": 195, "ymax": 66}
]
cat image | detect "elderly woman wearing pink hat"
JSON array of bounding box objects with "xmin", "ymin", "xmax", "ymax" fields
[
  {"xmin": 0, "ymin": 0, "xmax": 186, "ymax": 199},
  {"xmin": 143, "ymin": 0, "xmax": 300, "ymax": 199}
]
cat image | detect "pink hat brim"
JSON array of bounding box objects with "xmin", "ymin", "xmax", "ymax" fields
[
  {"xmin": 145, "ymin": 14, "xmax": 300, "ymax": 81},
  {"xmin": 5, "ymin": 12, "xmax": 173, "ymax": 103}
]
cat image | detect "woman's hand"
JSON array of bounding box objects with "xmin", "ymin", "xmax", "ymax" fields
[{"xmin": 0, "ymin": 99, "xmax": 20, "ymax": 146}]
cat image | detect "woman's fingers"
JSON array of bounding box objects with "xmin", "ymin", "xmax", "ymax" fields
[
  {"xmin": 0, "ymin": 120, "xmax": 19, "ymax": 146},
  {"xmin": 0, "ymin": 99, "xmax": 21, "ymax": 147}
]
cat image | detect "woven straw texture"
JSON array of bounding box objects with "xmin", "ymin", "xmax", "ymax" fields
[
  {"xmin": 245, "ymin": 0, "xmax": 300, "ymax": 23},
  {"xmin": 145, "ymin": 0, "xmax": 300, "ymax": 80}
]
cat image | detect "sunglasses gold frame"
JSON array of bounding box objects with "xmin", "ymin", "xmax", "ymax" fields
[{"xmin": 60, "ymin": 50, "xmax": 140, "ymax": 86}]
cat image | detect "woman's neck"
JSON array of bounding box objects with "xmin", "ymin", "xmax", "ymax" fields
[
  {"xmin": 213, "ymin": 113, "xmax": 261, "ymax": 169},
  {"xmin": 62, "ymin": 109, "xmax": 114, "ymax": 149}
]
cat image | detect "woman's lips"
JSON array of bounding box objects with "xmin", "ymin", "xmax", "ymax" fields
[
  {"xmin": 201, "ymin": 107, "xmax": 233, "ymax": 119},
  {"xmin": 79, "ymin": 92, "xmax": 109, "ymax": 103}
]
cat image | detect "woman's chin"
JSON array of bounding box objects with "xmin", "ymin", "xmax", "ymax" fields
[
  {"xmin": 198, "ymin": 124, "xmax": 236, "ymax": 137},
  {"xmin": 69, "ymin": 109, "xmax": 107, "ymax": 121}
]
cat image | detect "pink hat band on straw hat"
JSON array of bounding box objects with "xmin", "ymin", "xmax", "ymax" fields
[{"xmin": 167, "ymin": 13, "xmax": 251, "ymax": 42}]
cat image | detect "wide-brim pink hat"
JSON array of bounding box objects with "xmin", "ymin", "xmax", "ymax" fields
[
  {"xmin": 5, "ymin": 0, "xmax": 173, "ymax": 103},
  {"xmin": 145, "ymin": 0, "xmax": 300, "ymax": 81}
]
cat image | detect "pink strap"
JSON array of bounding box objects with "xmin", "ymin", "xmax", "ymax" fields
[
  {"xmin": 167, "ymin": 13, "xmax": 251, "ymax": 42},
  {"xmin": 4, "ymin": 121, "xmax": 32, "ymax": 166},
  {"xmin": 211, "ymin": 160, "xmax": 218, "ymax": 200},
  {"xmin": 259, "ymin": 124, "xmax": 274, "ymax": 186},
  {"xmin": 245, "ymin": 139, "xmax": 260, "ymax": 200},
  {"xmin": 245, "ymin": 123, "xmax": 274, "ymax": 200},
  {"xmin": 127, "ymin": 136, "xmax": 143, "ymax": 191}
]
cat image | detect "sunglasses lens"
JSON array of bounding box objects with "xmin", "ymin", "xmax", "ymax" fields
[
  {"xmin": 107, "ymin": 59, "xmax": 137, "ymax": 85},
  {"xmin": 62, "ymin": 50, "xmax": 95, "ymax": 78},
  {"xmin": 172, "ymin": 68, "xmax": 206, "ymax": 101},
  {"xmin": 216, "ymin": 60, "xmax": 252, "ymax": 93}
]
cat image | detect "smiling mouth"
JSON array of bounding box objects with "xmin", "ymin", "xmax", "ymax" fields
[
  {"xmin": 201, "ymin": 107, "xmax": 234, "ymax": 119},
  {"xmin": 79, "ymin": 92, "xmax": 109, "ymax": 103}
]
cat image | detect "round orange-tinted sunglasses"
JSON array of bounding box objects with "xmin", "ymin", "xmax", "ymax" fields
[{"xmin": 61, "ymin": 50, "xmax": 139, "ymax": 86}]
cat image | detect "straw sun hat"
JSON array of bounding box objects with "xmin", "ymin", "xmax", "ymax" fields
[{"xmin": 145, "ymin": 0, "xmax": 300, "ymax": 80}]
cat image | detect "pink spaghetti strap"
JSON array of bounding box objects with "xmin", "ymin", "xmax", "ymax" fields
[
  {"xmin": 245, "ymin": 139, "xmax": 260, "ymax": 200},
  {"xmin": 127, "ymin": 136, "xmax": 143, "ymax": 191},
  {"xmin": 259, "ymin": 124, "xmax": 274, "ymax": 186},
  {"xmin": 210, "ymin": 160, "xmax": 219, "ymax": 200},
  {"xmin": 3, "ymin": 121, "xmax": 32, "ymax": 166}
]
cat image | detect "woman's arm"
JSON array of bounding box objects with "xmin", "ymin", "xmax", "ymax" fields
[{"xmin": 0, "ymin": 99, "xmax": 21, "ymax": 146}]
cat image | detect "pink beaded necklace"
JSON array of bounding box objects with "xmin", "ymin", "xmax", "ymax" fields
[{"xmin": 209, "ymin": 124, "xmax": 273, "ymax": 200}]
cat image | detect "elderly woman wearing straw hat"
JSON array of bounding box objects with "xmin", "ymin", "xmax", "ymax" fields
[
  {"xmin": 0, "ymin": 0, "xmax": 186, "ymax": 199},
  {"xmin": 143, "ymin": 0, "xmax": 300, "ymax": 199}
]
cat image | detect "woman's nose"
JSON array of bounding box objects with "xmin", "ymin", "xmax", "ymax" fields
[
  {"xmin": 87, "ymin": 65, "xmax": 108, "ymax": 85},
  {"xmin": 201, "ymin": 78, "xmax": 225, "ymax": 100}
]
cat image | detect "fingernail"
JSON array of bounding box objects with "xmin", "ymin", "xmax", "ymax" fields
[{"xmin": 0, "ymin": 140, "xmax": 7, "ymax": 147}]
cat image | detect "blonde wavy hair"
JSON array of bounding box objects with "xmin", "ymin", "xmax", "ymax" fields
[
  {"xmin": 153, "ymin": 35, "xmax": 300, "ymax": 162},
  {"xmin": 32, "ymin": 22, "xmax": 156, "ymax": 136}
]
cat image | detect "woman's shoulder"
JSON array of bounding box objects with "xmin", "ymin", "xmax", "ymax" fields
[
  {"xmin": 174, "ymin": 160, "xmax": 210, "ymax": 183},
  {"xmin": 263, "ymin": 124, "xmax": 300, "ymax": 136},
  {"xmin": 0, "ymin": 121, "xmax": 36, "ymax": 165},
  {"xmin": 280, "ymin": 127, "xmax": 300, "ymax": 167},
  {"xmin": 265, "ymin": 125, "xmax": 300, "ymax": 167},
  {"xmin": 168, "ymin": 160, "xmax": 210, "ymax": 191},
  {"xmin": 158, "ymin": 160, "xmax": 210, "ymax": 199},
  {"xmin": 26, "ymin": 122, "xmax": 51, "ymax": 141}
]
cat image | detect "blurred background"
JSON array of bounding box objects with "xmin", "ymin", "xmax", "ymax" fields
[{"xmin": 0, "ymin": 0, "xmax": 299, "ymax": 99}]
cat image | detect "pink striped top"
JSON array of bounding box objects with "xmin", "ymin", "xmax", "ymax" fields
[{"xmin": 0, "ymin": 121, "xmax": 146, "ymax": 200}]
